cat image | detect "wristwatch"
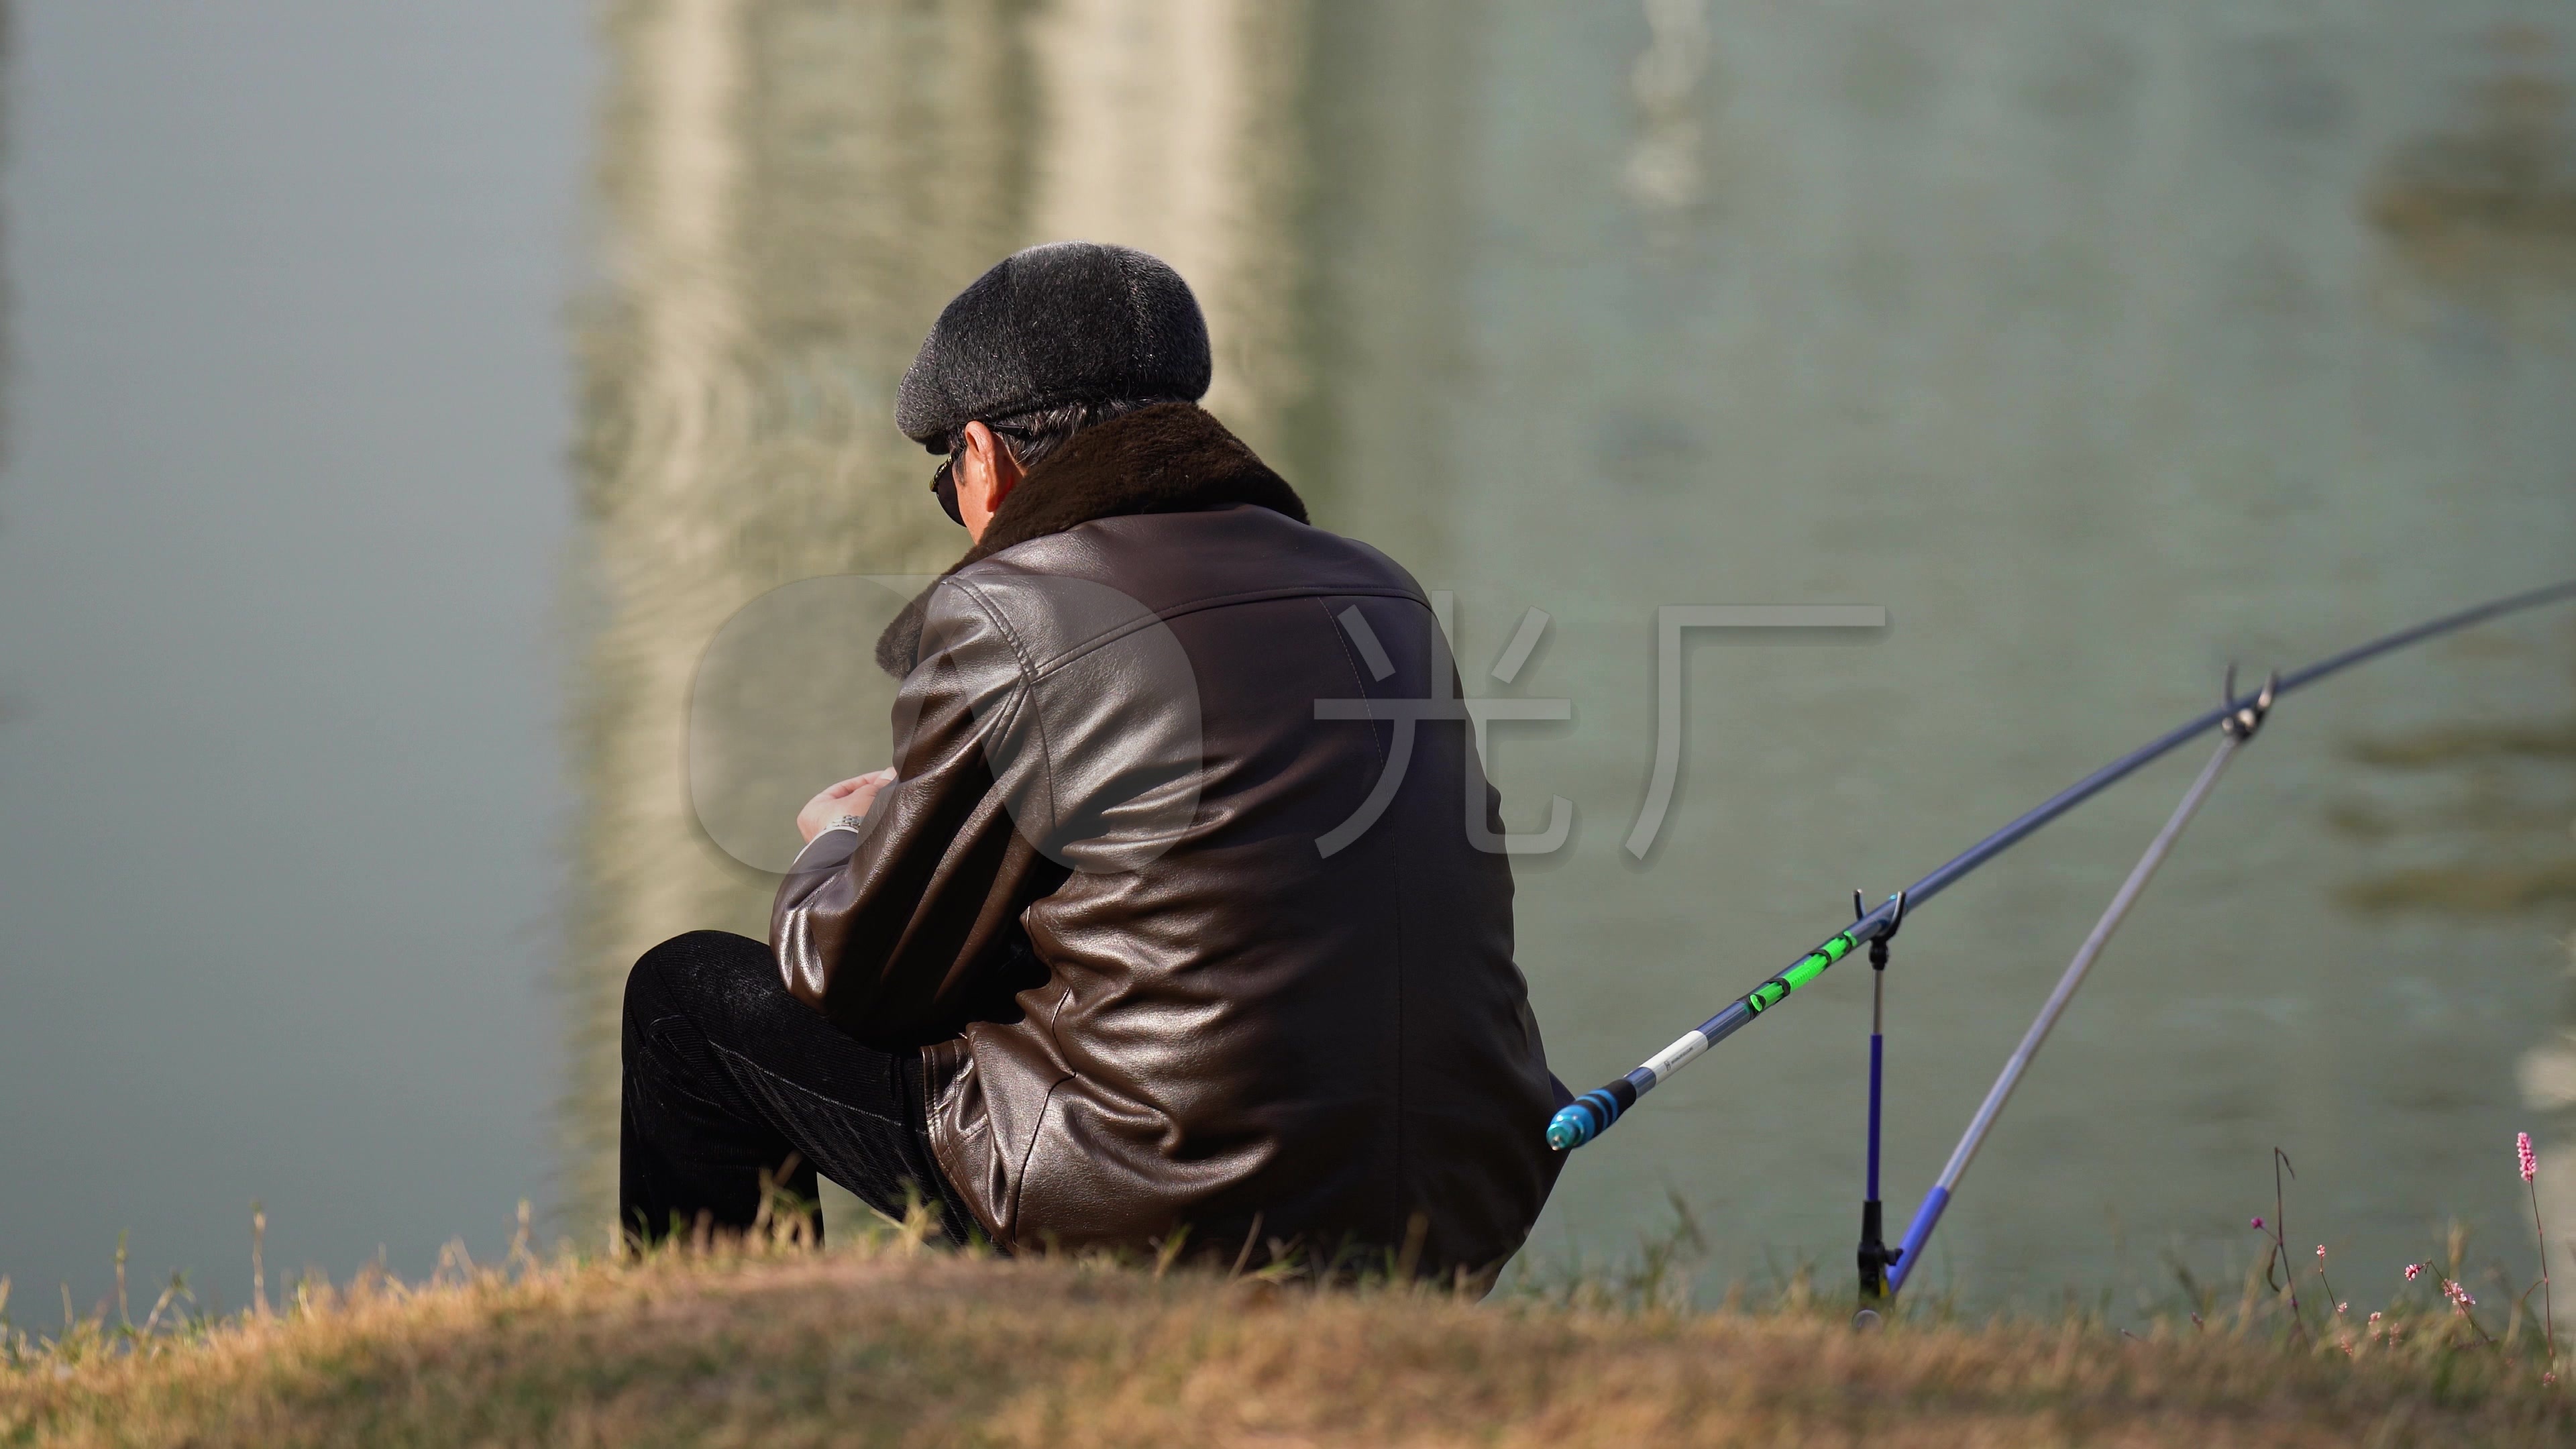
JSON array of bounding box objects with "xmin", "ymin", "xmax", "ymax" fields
[{"xmin": 828, "ymin": 814, "xmax": 867, "ymax": 834}]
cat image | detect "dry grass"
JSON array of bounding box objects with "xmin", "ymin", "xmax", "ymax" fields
[{"xmin": 3, "ymin": 1226, "xmax": 2569, "ymax": 1449}]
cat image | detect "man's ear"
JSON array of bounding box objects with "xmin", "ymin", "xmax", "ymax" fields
[
  {"xmin": 956, "ymin": 421, "xmax": 1026, "ymax": 540},
  {"xmin": 973, "ymin": 422, "xmax": 1024, "ymax": 508}
]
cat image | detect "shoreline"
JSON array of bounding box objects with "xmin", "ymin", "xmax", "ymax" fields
[{"xmin": 6, "ymin": 1239, "xmax": 2569, "ymax": 1448}]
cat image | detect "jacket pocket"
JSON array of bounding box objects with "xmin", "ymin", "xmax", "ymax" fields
[{"xmin": 1001, "ymin": 1073, "xmax": 1073, "ymax": 1247}]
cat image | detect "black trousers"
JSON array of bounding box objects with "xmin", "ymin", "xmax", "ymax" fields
[{"xmin": 619, "ymin": 930, "xmax": 975, "ymax": 1246}]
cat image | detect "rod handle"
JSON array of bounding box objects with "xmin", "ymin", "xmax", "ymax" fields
[{"xmin": 1546, "ymin": 1089, "xmax": 1624, "ymax": 1151}]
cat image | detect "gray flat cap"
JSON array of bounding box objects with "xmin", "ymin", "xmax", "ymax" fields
[{"xmin": 894, "ymin": 241, "xmax": 1213, "ymax": 449}]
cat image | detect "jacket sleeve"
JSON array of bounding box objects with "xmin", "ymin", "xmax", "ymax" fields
[{"xmin": 769, "ymin": 580, "xmax": 1061, "ymax": 1045}]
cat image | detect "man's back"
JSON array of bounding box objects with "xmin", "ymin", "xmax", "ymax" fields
[{"xmin": 774, "ymin": 404, "xmax": 1564, "ymax": 1275}]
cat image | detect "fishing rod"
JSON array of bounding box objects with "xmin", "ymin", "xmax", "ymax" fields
[
  {"xmin": 1875, "ymin": 669, "xmax": 2274, "ymax": 1301},
  {"xmin": 1545, "ymin": 577, "xmax": 2576, "ymax": 1154}
]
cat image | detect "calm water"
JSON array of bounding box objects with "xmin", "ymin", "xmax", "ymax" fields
[{"xmin": 3, "ymin": 0, "xmax": 2572, "ymax": 1313}]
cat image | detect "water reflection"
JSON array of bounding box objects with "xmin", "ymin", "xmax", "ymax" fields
[
  {"xmin": 570, "ymin": 1, "xmax": 2576, "ymax": 1299},
  {"xmin": 566, "ymin": 0, "xmax": 1314, "ymax": 1228},
  {"xmin": 2369, "ymin": 25, "xmax": 2576, "ymax": 299},
  {"xmin": 2332, "ymin": 714, "xmax": 2576, "ymax": 913},
  {"xmin": 569, "ymin": 0, "xmax": 1026, "ymax": 1226}
]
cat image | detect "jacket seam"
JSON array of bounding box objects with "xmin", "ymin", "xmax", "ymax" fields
[
  {"xmin": 1392, "ymin": 727, "xmax": 1411, "ymax": 1238},
  {"xmin": 930, "ymin": 578, "xmax": 1059, "ymax": 840},
  {"xmin": 898, "ymin": 584, "xmax": 1042, "ymax": 1250},
  {"xmin": 956, "ymin": 579, "xmax": 1424, "ymax": 686},
  {"xmin": 1387, "ymin": 604, "xmax": 1416, "ymax": 1230},
  {"xmin": 1317, "ymin": 596, "xmax": 1409, "ymax": 1233},
  {"xmin": 1318, "ymin": 597, "xmax": 1388, "ymax": 771},
  {"xmin": 936, "ymin": 576, "xmax": 1042, "ymax": 679},
  {"xmin": 1022, "ymin": 672, "xmax": 1063, "ymax": 841}
]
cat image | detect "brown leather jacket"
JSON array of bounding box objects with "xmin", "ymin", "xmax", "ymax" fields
[{"xmin": 772, "ymin": 403, "xmax": 1562, "ymax": 1276}]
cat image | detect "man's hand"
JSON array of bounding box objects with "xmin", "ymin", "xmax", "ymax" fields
[{"xmin": 796, "ymin": 768, "xmax": 896, "ymax": 845}]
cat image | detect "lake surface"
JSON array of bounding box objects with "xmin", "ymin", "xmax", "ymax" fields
[{"xmin": 3, "ymin": 0, "xmax": 2571, "ymax": 1313}]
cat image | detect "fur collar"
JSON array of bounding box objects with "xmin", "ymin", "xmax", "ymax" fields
[{"xmin": 874, "ymin": 402, "xmax": 1309, "ymax": 677}]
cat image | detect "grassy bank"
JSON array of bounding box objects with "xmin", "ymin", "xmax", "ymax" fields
[{"xmin": 4, "ymin": 1230, "xmax": 2569, "ymax": 1448}]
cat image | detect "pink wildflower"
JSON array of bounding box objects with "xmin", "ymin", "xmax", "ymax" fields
[
  {"xmin": 2250, "ymin": 1216, "xmax": 2264, "ymax": 1230},
  {"xmin": 2369, "ymin": 1311, "xmax": 2383, "ymax": 1325},
  {"xmin": 2337, "ymin": 1301, "xmax": 2348, "ymax": 1313},
  {"xmin": 2316, "ymin": 1244, "xmax": 2327, "ymax": 1260},
  {"xmin": 2520, "ymin": 1131, "xmax": 2539, "ymax": 1184},
  {"xmin": 2443, "ymin": 1279, "xmax": 2475, "ymax": 1309},
  {"xmin": 2404, "ymin": 1263, "xmax": 2422, "ymax": 1281}
]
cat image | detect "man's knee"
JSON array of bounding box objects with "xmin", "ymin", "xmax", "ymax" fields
[{"xmin": 623, "ymin": 930, "xmax": 773, "ymax": 1035}]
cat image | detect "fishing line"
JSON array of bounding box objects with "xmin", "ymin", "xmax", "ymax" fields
[{"xmin": 1546, "ymin": 577, "xmax": 2576, "ymax": 1153}]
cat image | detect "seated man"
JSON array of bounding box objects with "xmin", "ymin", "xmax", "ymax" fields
[{"xmin": 620, "ymin": 242, "xmax": 1564, "ymax": 1281}]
